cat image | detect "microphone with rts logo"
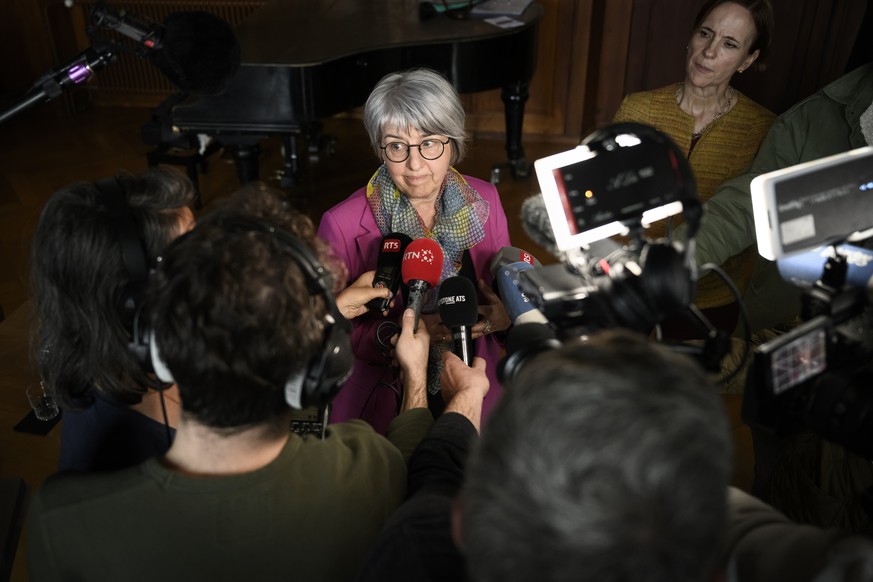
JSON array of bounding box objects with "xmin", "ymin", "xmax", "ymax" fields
[{"xmin": 367, "ymin": 232, "xmax": 413, "ymax": 313}]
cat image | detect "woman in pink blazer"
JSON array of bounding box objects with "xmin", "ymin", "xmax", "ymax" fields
[{"xmin": 318, "ymin": 68, "xmax": 512, "ymax": 434}]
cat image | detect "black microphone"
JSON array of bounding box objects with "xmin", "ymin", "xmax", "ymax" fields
[
  {"xmin": 438, "ymin": 276, "xmax": 478, "ymax": 366},
  {"xmin": 90, "ymin": 3, "xmax": 241, "ymax": 95},
  {"xmin": 367, "ymin": 232, "xmax": 413, "ymax": 312}
]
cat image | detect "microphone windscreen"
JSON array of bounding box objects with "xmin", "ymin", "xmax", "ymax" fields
[
  {"xmin": 401, "ymin": 238, "xmax": 444, "ymax": 287},
  {"xmin": 520, "ymin": 194, "xmax": 558, "ymax": 256},
  {"xmin": 438, "ymin": 276, "xmax": 479, "ymax": 328},
  {"xmin": 149, "ymin": 11, "xmax": 241, "ymax": 94},
  {"xmin": 489, "ymin": 246, "xmax": 542, "ymax": 277}
]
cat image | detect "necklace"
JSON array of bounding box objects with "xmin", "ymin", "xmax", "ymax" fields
[{"xmin": 676, "ymin": 85, "xmax": 736, "ymax": 136}]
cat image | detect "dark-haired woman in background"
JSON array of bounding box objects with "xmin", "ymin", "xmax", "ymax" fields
[{"xmin": 613, "ymin": 0, "xmax": 776, "ymax": 339}]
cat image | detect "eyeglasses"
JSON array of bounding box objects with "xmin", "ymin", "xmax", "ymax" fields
[{"xmin": 381, "ymin": 139, "xmax": 451, "ymax": 163}]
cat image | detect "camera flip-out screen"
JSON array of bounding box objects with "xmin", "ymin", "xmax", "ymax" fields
[
  {"xmin": 534, "ymin": 135, "xmax": 686, "ymax": 251},
  {"xmin": 751, "ymin": 146, "xmax": 873, "ymax": 260}
]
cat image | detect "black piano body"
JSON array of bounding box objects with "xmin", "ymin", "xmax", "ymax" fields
[{"xmin": 150, "ymin": 1, "xmax": 542, "ymax": 187}]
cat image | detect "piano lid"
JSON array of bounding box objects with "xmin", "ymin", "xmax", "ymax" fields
[{"xmin": 235, "ymin": 0, "xmax": 543, "ymax": 67}]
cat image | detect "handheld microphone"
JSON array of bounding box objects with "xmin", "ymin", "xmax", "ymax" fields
[
  {"xmin": 401, "ymin": 238, "xmax": 444, "ymax": 332},
  {"xmin": 90, "ymin": 3, "xmax": 241, "ymax": 95},
  {"xmin": 497, "ymin": 322, "xmax": 561, "ymax": 384},
  {"xmin": 489, "ymin": 246, "xmax": 542, "ymax": 277},
  {"xmin": 495, "ymin": 262, "xmax": 549, "ymax": 325},
  {"xmin": 438, "ymin": 276, "xmax": 479, "ymax": 366},
  {"xmin": 367, "ymin": 232, "xmax": 413, "ymax": 312}
]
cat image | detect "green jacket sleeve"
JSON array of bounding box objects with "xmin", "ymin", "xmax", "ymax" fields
[{"xmin": 679, "ymin": 111, "xmax": 810, "ymax": 269}]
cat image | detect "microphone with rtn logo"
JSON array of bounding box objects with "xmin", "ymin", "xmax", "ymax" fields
[
  {"xmin": 367, "ymin": 232, "xmax": 413, "ymax": 312},
  {"xmin": 401, "ymin": 238, "xmax": 444, "ymax": 332}
]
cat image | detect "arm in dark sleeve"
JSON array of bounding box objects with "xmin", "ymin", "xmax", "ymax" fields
[
  {"xmin": 406, "ymin": 411, "xmax": 478, "ymax": 498},
  {"xmin": 354, "ymin": 412, "xmax": 476, "ymax": 582},
  {"xmin": 721, "ymin": 487, "xmax": 873, "ymax": 582}
]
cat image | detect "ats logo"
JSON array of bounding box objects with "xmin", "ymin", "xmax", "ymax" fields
[
  {"xmin": 383, "ymin": 239, "xmax": 402, "ymax": 252},
  {"xmin": 438, "ymin": 295, "xmax": 467, "ymax": 306}
]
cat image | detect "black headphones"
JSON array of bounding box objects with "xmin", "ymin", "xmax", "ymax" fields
[
  {"xmin": 580, "ymin": 122, "xmax": 703, "ymax": 333},
  {"xmin": 148, "ymin": 215, "xmax": 354, "ymax": 410},
  {"xmin": 92, "ymin": 177, "xmax": 156, "ymax": 370}
]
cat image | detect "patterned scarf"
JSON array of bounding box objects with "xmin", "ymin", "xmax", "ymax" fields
[{"xmin": 366, "ymin": 164, "xmax": 489, "ymax": 393}]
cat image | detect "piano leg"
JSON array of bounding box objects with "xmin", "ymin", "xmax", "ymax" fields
[
  {"xmin": 493, "ymin": 81, "xmax": 532, "ymax": 184},
  {"xmin": 230, "ymin": 140, "xmax": 262, "ymax": 185},
  {"xmin": 280, "ymin": 134, "xmax": 299, "ymax": 189}
]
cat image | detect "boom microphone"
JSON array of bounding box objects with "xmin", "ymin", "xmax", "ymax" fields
[
  {"xmin": 401, "ymin": 238, "xmax": 444, "ymax": 332},
  {"xmin": 368, "ymin": 232, "xmax": 413, "ymax": 312},
  {"xmin": 90, "ymin": 3, "xmax": 241, "ymax": 94},
  {"xmin": 521, "ymin": 192, "xmax": 624, "ymax": 262},
  {"xmin": 90, "ymin": 2, "xmax": 163, "ymax": 50},
  {"xmin": 438, "ymin": 276, "xmax": 478, "ymax": 366},
  {"xmin": 495, "ymin": 262, "xmax": 549, "ymax": 325}
]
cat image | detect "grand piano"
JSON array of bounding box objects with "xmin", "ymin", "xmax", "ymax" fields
[{"xmin": 148, "ymin": 0, "xmax": 542, "ymax": 187}]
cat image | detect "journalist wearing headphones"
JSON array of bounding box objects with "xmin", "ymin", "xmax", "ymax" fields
[{"xmin": 27, "ymin": 184, "xmax": 434, "ymax": 582}]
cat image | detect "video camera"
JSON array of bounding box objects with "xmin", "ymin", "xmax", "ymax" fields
[
  {"xmin": 498, "ymin": 122, "xmax": 736, "ymax": 381},
  {"xmin": 742, "ymin": 146, "xmax": 873, "ymax": 459}
]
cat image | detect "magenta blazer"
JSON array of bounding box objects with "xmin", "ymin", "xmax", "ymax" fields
[{"xmin": 317, "ymin": 174, "xmax": 511, "ymax": 434}]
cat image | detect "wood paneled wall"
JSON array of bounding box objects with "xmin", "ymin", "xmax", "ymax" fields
[{"xmin": 1, "ymin": 0, "xmax": 868, "ymax": 144}]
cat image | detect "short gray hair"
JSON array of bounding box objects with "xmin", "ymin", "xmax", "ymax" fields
[
  {"xmin": 462, "ymin": 329, "xmax": 732, "ymax": 582},
  {"xmin": 363, "ymin": 68, "xmax": 469, "ymax": 165}
]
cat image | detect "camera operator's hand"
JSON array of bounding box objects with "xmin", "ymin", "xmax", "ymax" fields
[
  {"xmin": 393, "ymin": 308, "xmax": 429, "ymax": 411},
  {"xmin": 440, "ymin": 352, "xmax": 489, "ymax": 432},
  {"xmin": 335, "ymin": 270, "xmax": 392, "ymax": 320},
  {"xmin": 472, "ymin": 278, "xmax": 511, "ymax": 339}
]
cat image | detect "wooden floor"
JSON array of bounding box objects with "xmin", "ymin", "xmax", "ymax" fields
[{"xmin": 0, "ymin": 103, "xmax": 752, "ymax": 580}]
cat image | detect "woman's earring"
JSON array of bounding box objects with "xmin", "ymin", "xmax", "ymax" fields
[{"xmin": 738, "ymin": 68, "xmax": 744, "ymax": 73}]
